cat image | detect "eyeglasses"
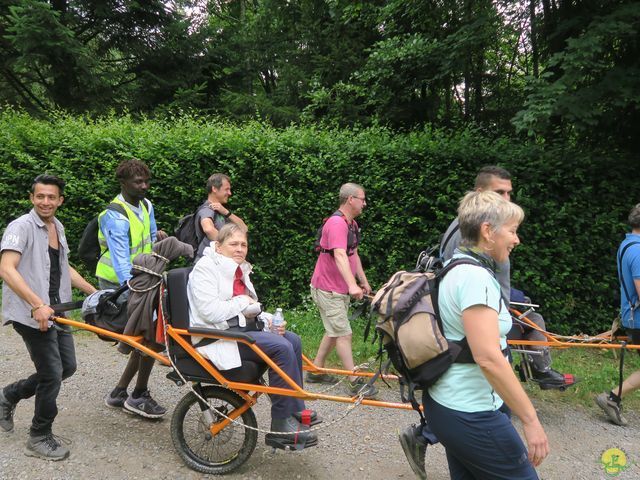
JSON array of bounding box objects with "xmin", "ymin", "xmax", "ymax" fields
[{"xmin": 352, "ymin": 196, "xmax": 367, "ymax": 202}]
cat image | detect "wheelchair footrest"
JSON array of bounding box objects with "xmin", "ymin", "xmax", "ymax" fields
[{"xmin": 265, "ymin": 434, "xmax": 318, "ymax": 451}]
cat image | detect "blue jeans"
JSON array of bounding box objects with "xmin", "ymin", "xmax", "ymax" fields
[
  {"xmin": 239, "ymin": 330, "xmax": 305, "ymax": 419},
  {"xmin": 4, "ymin": 322, "xmax": 77, "ymax": 436},
  {"xmin": 423, "ymin": 393, "xmax": 538, "ymax": 480}
]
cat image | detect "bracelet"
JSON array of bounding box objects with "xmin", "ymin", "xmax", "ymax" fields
[
  {"xmin": 223, "ymin": 210, "xmax": 232, "ymax": 218},
  {"xmin": 30, "ymin": 304, "xmax": 47, "ymax": 315}
]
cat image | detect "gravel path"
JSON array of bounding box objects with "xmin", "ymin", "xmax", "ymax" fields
[{"xmin": 1, "ymin": 325, "xmax": 639, "ymax": 480}]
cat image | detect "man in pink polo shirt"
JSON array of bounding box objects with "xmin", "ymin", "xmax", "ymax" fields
[{"xmin": 309, "ymin": 183, "xmax": 376, "ymax": 397}]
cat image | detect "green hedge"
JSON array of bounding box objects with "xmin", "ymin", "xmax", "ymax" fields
[{"xmin": 0, "ymin": 110, "xmax": 636, "ymax": 334}]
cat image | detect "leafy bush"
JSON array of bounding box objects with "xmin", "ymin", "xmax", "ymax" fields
[{"xmin": 0, "ymin": 110, "xmax": 636, "ymax": 334}]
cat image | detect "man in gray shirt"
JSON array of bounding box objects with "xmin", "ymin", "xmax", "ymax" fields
[
  {"xmin": 399, "ymin": 166, "xmax": 575, "ymax": 480},
  {"xmin": 194, "ymin": 173, "xmax": 247, "ymax": 261},
  {"xmin": 0, "ymin": 175, "xmax": 96, "ymax": 461},
  {"xmin": 439, "ymin": 165, "xmax": 573, "ymax": 388}
]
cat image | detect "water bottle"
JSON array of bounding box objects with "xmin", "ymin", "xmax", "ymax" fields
[{"xmin": 271, "ymin": 308, "xmax": 284, "ymax": 333}]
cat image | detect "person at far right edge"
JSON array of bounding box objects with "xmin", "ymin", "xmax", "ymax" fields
[{"xmin": 595, "ymin": 202, "xmax": 640, "ymax": 426}]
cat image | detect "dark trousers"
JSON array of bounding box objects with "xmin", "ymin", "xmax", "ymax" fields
[
  {"xmin": 423, "ymin": 393, "xmax": 538, "ymax": 480},
  {"xmin": 239, "ymin": 330, "xmax": 305, "ymax": 419},
  {"xmin": 3, "ymin": 322, "xmax": 77, "ymax": 436}
]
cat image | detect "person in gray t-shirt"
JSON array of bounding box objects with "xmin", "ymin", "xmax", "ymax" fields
[
  {"xmin": 0, "ymin": 175, "xmax": 96, "ymax": 460},
  {"xmin": 398, "ymin": 166, "xmax": 576, "ymax": 480},
  {"xmin": 194, "ymin": 173, "xmax": 247, "ymax": 261},
  {"xmin": 439, "ymin": 166, "xmax": 574, "ymax": 389}
]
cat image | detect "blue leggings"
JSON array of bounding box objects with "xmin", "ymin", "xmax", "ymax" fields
[
  {"xmin": 239, "ymin": 330, "xmax": 305, "ymax": 419},
  {"xmin": 423, "ymin": 393, "xmax": 539, "ymax": 480}
]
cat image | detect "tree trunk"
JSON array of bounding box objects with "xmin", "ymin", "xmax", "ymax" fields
[{"xmin": 530, "ymin": 0, "xmax": 539, "ymax": 78}]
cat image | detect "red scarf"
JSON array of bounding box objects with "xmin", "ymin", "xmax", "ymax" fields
[{"xmin": 233, "ymin": 266, "xmax": 246, "ymax": 297}]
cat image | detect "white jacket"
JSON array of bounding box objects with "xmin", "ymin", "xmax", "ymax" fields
[{"xmin": 188, "ymin": 243, "xmax": 258, "ymax": 370}]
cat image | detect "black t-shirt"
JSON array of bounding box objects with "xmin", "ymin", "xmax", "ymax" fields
[{"xmin": 48, "ymin": 245, "xmax": 61, "ymax": 303}]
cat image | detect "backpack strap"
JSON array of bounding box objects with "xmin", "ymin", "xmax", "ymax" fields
[
  {"xmin": 106, "ymin": 202, "xmax": 127, "ymax": 217},
  {"xmin": 317, "ymin": 210, "xmax": 359, "ymax": 256},
  {"xmin": 193, "ymin": 201, "xmax": 213, "ymax": 244},
  {"xmin": 431, "ymin": 258, "xmax": 499, "ymax": 364},
  {"xmin": 618, "ymin": 240, "xmax": 640, "ymax": 314},
  {"xmin": 439, "ymin": 220, "xmax": 460, "ymax": 259}
]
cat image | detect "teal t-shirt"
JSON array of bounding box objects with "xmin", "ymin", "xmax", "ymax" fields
[{"xmin": 428, "ymin": 253, "xmax": 512, "ymax": 412}]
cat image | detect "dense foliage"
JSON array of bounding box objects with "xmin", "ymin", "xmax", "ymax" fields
[
  {"xmin": 1, "ymin": 2, "xmax": 637, "ymax": 151},
  {"xmin": 0, "ymin": 111, "xmax": 636, "ymax": 334}
]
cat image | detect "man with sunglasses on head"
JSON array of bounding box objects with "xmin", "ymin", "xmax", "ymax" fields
[
  {"xmin": 0, "ymin": 175, "xmax": 96, "ymax": 461},
  {"xmin": 399, "ymin": 165, "xmax": 575, "ymax": 480},
  {"xmin": 308, "ymin": 183, "xmax": 377, "ymax": 398}
]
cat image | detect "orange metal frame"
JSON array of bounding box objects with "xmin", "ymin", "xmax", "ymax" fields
[
  {"xmin": 53, "ymin": 316, "xmax": 412, "ymax": 422},
  {"xmin": 507, "ymin": 308, "xmax": 640, "ymax": 351},
  {"xmin": 54, "ymin": 307, "xmax": 636, "ymax": 437}
]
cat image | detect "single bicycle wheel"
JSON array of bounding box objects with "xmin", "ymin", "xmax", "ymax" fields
[{"xmin": 171, "ymin": 385, "xmax": 257, "ymax": 474}]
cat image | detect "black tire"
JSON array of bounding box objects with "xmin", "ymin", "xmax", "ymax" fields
[{"xmin": 170, "ymin": 386, "xmax": 257, "ymax": 475}]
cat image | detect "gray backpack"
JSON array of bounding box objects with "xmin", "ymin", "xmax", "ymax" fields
[{"xmin": 370, "ymin": 258, "xmax": 477, "ymax": 413}]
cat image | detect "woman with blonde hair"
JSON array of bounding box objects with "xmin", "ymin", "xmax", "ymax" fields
[{"xmin": 423, "ymin": 190, "xmax": 548, "ymax": 479}]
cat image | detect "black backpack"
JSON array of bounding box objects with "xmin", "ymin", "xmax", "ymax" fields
[
  {"xmin": 77, "ymin": 203, "xmax": 126, "ymax": 272},
  {"xmin": 82, "ymin": 285, "xmax": 130, "ymax": 342},
  {"xmin": 313, "ymin": 210, "xmax": 360, "ymax": 256},
  {"xmin": 174, "ymin": 203, "xmax": 209, "ymax": 252}
]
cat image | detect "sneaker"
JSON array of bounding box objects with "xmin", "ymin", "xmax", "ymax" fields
[
  {"xmin": 595, "ymin": 392, "xmax": 628, "ymax": 426},
  {"xmin": 305, "ymin": 372, "xmax": 337, "ymax": 384},
  {"xmin": 25, "ymin": 433, "xmax": 70, "ymax": 461},
  {"xmin": 104, "ymin": 389, "xmax": 128, "ymax": 409},
  {"xmin": 399, "ymin": 424, "xmax": 428, "ymax": 480},
  {"xmin": 123, "ymin": 390, "xmax": 167, "ymax": 419},
  {"xmin": 348, "ymin": 377, "xmax": 378, "ymax": 398},
  {"xmin": 0, "ymin": 389, "xmax": 16, "ymax": 432}
]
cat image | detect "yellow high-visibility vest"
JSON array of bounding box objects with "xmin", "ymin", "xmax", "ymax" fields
[{"xmin": 96, "ymin": 197, "xmax": 152, "ymax": 284}]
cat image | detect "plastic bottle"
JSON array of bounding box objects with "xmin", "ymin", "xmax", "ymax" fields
[{"xmin": 271, "ymin": 308, "xmax": 284, "ymax": 332}]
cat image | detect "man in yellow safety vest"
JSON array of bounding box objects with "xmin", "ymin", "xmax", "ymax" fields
[{"xmin": 98, "ymin": 158, "xmax": 168, "ymax": 418}]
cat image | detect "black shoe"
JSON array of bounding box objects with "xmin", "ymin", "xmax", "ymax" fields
[
  {"xmin": 265, "ymin": 416, "xmax": 318, "ymax": 450},
  {"xmin": 399, "ymin": 424, "xmax": 427, "ymax": 480},
  {"xmin": 305, "ymin": 372, "xmax": 336, "ymax": 384},
  {"xmin": 532, "ymin": 369, "xmax": 578, "ymax": 390}
]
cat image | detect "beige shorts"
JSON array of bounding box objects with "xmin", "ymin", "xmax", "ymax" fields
[{"xmin": 310, "ymin": 286, "xmax": 351, "ymax": 337}]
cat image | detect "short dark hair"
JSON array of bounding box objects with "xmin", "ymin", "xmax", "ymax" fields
[
  {"xmin": 475, "ymin": 165, "xmax": 511, "ymax": 189},
  {"xmin": 206, "ymin": 173, "xmax": 230, "ymax": 193},
  {"xmin": 115, "ymin": 158, "xmax": 150, "ymax": 181},
  {"xmin": 628, "ymin": 204, "xmax": 640, "ymax": 229},
  {"xmin": 31, "ymin": 174, "xmax": 65, "ymax": 195}
]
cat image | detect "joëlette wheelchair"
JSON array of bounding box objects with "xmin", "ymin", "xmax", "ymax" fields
[{"xmin": 53, "ymin": 267, "xmax": 411, "ymax": 475}]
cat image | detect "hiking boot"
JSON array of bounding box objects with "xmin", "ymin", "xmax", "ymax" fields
[
  {"xmin": 104, "ymin": 389, "xmax": 128, "ymax": 409},
  {"xmin": 399, "ymin": 424, "xmax": 428, "ymax": 480},
  {"xmin": 595, "ymin": 392, "xmax": 628, "ymax": 426},
  {"xmin": 348, "ymin": 377, "xmax": 378, "ymax": 398},
  {"xmin": 305, "ymin": 372, "xmax": 337, "ymax": 384},
  {"xmin": 0, "ymin": 389, "xmax": 16, "ymax": 433},
  {"xmin": 265, "ymin": 416, "xmax": 318, "ymax": 450},
  {"xmin": 25, "ymin": 433, "xmax": 70, "ymax": 461},
  {"xmin": 123, "ymin": 390, "xmax": 167, "ymax": 419}
]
